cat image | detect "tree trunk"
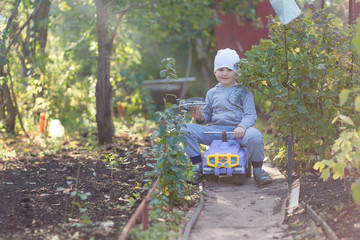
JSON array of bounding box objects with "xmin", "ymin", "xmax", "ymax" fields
[
  {"xmin": 0, "ymin": 0, "xmax": 45, "ymax": 134},
  {"xmin": 321, "ymin": 0, "xmax": 325, "ymax": 9},
  {"xmin": 3, "ymin": 82, "xmax": 16, "ymax": 133},
  {"xmin": 35, "ymin": 0, "xmax": 50, "ymax": 51},
  {"xmin": 0, "ymin": 75, "xmax": 5, "ymax": 121},
  {"xmin": 0, "ymin": 75, "xmax": 16, "ymax": 134},
  {"xmin": 95, "ymin": 0, "xmax": 113, "ymax": 145},
  {"xmin": 0, "ymin": 54, "xmax": 16, "ymax": 133}
]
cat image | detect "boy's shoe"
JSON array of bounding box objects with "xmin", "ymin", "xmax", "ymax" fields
[
  {"xmin": 253, "ymin": 169, "xmax": 272, "ymax": 185},
  {"xmin": 192, "ymin": 166, "xmax": 203, "ymax": 182}
]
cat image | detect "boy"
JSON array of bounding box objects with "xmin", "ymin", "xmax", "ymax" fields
[{"xmin": 183, "ymin": 48, "xmax": 272, "ymax": 185}]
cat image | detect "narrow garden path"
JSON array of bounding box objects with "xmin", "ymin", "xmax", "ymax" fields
[{"xmin": 183, "ymin": 159, "xmax": 292, "ymax": 240}]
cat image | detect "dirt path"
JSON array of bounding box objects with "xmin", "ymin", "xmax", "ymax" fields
[{"xmin": 184, "ymin": 159, "xmax": 292, "ymax": 240}]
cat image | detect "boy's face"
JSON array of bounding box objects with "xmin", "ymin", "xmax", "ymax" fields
[{"xmin": 214, "ymin": 67, "xmax": 237, "ymax": 87}]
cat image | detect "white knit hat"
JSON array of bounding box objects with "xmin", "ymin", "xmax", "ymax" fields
[{"xmin": 214, "ymin": 48, "xmax": 240, "ymax": 73}]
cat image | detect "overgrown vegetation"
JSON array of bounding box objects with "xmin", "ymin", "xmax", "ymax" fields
[
  {"xmin": 1, "ymin": 0, "xmax": 262, "ymax": 143},
  {"xmin": 314, "ymin": 21, "xmax": 360, "ymax": 205},
  {"xmin": 2, "ymin": 1, "xmax": 360, "ymax": 238},
  {"xmin": 56, "ymin": 164, "xmax": 93, "ymax": 226},
  {"xmin": 150, "ymin": 58, "xmax": 194, "ymax": 206},
  {"xmin": 238, "ymin": 8, "xmax": 359, "ymax": 171},
  {"xmin": 129, "ymin": 58, "xmax": 197, "ymax": 238},
  {"xmin": 238, "ymin": 8, "xmax": 360, "ymax": 204}
]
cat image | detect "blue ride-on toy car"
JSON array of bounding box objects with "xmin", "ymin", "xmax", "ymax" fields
[{"xmin": 202, "ymin": 132, "xmax": 251, "ymax": 185}]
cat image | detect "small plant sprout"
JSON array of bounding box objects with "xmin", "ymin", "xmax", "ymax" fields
[
  {"xmin": 89, "ymin": 167, "xmax": 96, "ymax": 177},
  {"xmin": 56, "ymin": 164, "xmax": 92, "ymax": 225},
  {"xmin": 102, "ymin": 152, "xmax": 123, "ymax": 180},
  {"xmin": 126, "ymin": 192, "xmax": 141, "ymax": 209}
]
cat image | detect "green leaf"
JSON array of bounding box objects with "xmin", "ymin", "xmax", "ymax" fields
[
  {"xmin": 320, "ymin": 168, "xmax": 331, "ymax": 181},
  {"xmin": 296, "ymin": 105, "xmax": 308, "ymax": 114},
  {"xmin": 158, "ymin": 125, "xmax": 167, "ymax": 138},
  {"xmin": 80, "ymin": 214, "xmax": 92, "ymax": 224},
  {"xmin": 150, "ymin": 131, "xmax": 159, "ymax": 141},
  {"xmin": 313, "ymin": 161, "xmax": 325, "ymax": 171},
  {"xmin": 160, "ymin": 70, "xmax": 167, "ymax": 78},
  {"xmin": 332, "ymin": 115, "xmax": 339, "ymax": 124},
  {"xmin": 355, "ymin": 96, "xmax": 360, "ymax": 112},
  {"xmin": 352, "ymin": 179, "xmax": 360, "ymax": 205},
  {"xmin": 332, "ymin": 162, "xmax": 345, "ymax": 180},
  {"xmin": 146, "ymin": 163, "xmax": 154, "ymax": 169},
  {"xmin": 339, "ymin": 89, "xmax": 351, "ymax": 106},
  {"xmin": 353, "ymin": 22, "xmax": 360, "ymax": 57},
  {"xmin": 338, "ymin": 115, "xmax": 354, "ymax": 126},
  {"xmin": 350, "ymin": 151, "xmax": 360, "ymax": 161}
]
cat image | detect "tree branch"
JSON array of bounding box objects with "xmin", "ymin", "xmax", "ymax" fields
[
  {"xmin": 109, "ymin": 3, "xmax": 137, "ymax": 49},
  {"xmin": 6, "ymin": 63, "xmax": 30, "ymax": 138},
  {"xmin": 5, "ymin": 0, "xmax": 43, "ymax": 56},
  {"xmin": 4, "ymin": 0, "xmax": 22, "ymax": 34},
  {"xmin": 249, "ymin": 83, "xmax": 285, "ymax": 103}
]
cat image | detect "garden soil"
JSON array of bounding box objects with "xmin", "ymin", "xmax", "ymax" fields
[
  {"xmin": 183, "ymin": 159, "xmax": 293, "ymax": 240},
  {"xmin": 1, "ymin": 135, "xmax": 360, "ymax": 239}
]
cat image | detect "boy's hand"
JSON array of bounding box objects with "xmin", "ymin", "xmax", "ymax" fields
[
  {"xmin": 191, "ymin": 107, "xmax": 204, "ymax": 123},
  {"xmin": 234, "ymin": 126, "xmax": 245, "ymax": 139}
]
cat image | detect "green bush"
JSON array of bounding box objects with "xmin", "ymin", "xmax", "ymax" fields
[
  {"xmin": 314, "ymin": 21, "xmax": 360, "ymax": 205},
  {"xmin": 150, "ymin": 58, "xmax": 194, "ymax": 207},
  {"xmin": 314, "ymin": 87, "xmax": 360, "ymax": 204},
  {"xmin": 237, "ymin": 8, "xmax": 359, "ymax": 171}
]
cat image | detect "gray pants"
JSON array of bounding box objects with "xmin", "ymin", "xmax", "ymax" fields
[{"xmin": 183, "ymin": 124, "xmax": 264, "ymax": 163}]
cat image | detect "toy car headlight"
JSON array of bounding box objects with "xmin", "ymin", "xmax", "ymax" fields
[{"xmin": 206, "ymin": 153, "xmax": 239, "ymax": 168}]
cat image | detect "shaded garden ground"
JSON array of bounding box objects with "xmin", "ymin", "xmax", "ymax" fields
[
  {"xmin": 285, "ymin": 170, "xmax": 360, "ymax": 240},
  {"xmin": 1, "ymin": 134, "xmax": 360, "ymax": 239},
  {"xmin": 0, "ymin": 135, "xmax": 156, "ymax": 240}
]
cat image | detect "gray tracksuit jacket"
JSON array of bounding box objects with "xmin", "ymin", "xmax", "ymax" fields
[{"xmin": 201, "ymin": 83, "xmax": 257, "ymax": 130}]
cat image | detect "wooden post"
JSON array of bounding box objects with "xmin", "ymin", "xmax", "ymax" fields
[
  {"xmin": 142, "ymin": 202, "xmax": 149, "ymax": 230},
  {"xmin": 349, "ymin": 0, "xmax": 354, "ymax": 25},
  {"xmin": 288, "ymin": 136, "xmax": 293, "ymax": 187},
  {"xmin": 118, "ymin": 176, "xmax": 160, "ymax": 240}
]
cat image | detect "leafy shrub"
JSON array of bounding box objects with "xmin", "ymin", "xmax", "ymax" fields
[
  {"xmin": 314, "ymin": 88, "xmax": 360, "ymax": 204},
  {"xmin": 314, "ymin": 21, "xmax": 360, "ymax": 205},
  {"xmin": 150, "ymin": 58, "xmax": 194, "ymax": 207},
  {"xmin": 237, "ymin": 8, "xmax": 358, "ymax": 171}
]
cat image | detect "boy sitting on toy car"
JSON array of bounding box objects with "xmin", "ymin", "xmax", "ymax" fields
[{"xmin": 182, "ymin": 48, "xmax": 272, "ymax": 185}]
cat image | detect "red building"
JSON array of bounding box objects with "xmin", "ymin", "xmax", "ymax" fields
[
  {"xmin": 350, "ymin": 0, "xmax": 360, "ymax": 24},
  {"xmin": 214, "ymin": 0, "xmax": 360, "ymax": 58},
  {"xmin": 213, "ymin": 1, "xmax": 275, "ymax": 58}
]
